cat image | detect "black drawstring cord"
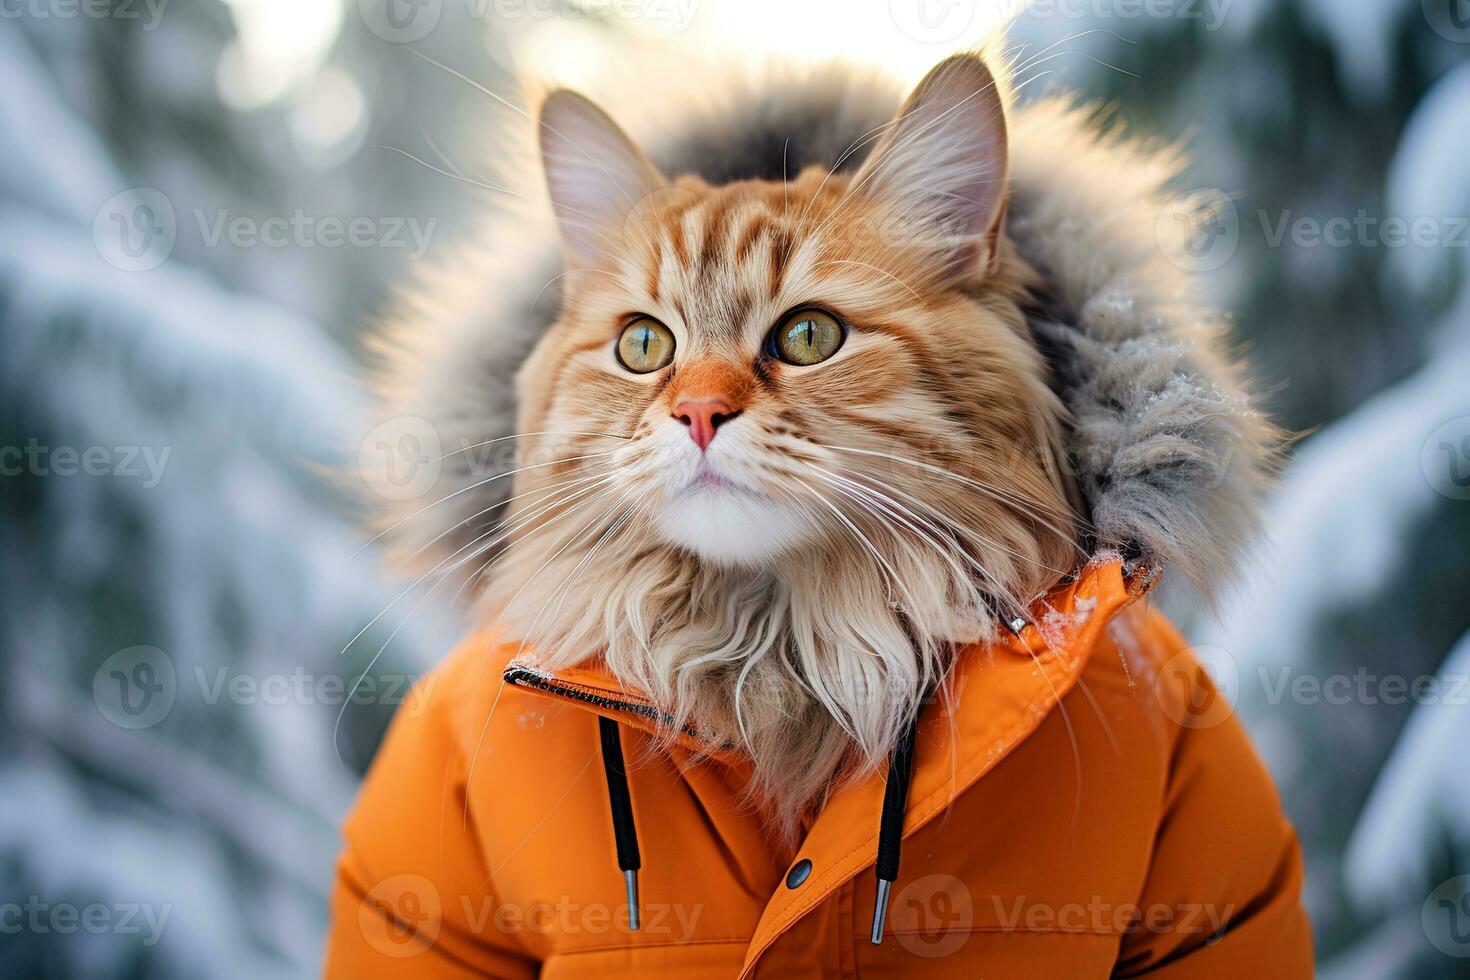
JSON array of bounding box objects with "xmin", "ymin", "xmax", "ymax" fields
[
  {"xmin": 598, "ymin": 716, "xmax": 642, "ymax": 930},
  {"xmin": 870, "ymin": 715, "xmax": 920, "ymax": 945},
  {"xmin": 870, "ymin": 618, "xmax": 1030, "ymax": 943},
  {"xmin": 591, "ymin": 618, "xmax": 1034, "ymax": 944}
]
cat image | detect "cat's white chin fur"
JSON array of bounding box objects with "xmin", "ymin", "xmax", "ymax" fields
[
  {"xmin": 648, "ymin": 432, "xmax": 812, "ymax": 565},
  {"xmin": 656, "ymin": 484, "xmax": 810, "ymax": 565}
]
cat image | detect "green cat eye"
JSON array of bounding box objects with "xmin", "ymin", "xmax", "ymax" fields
[
  {"xmin": 616, "ymin": 317, "xmax": 676, "ymax": 373},
  {"xmin": 770, "ymin": 308, "xmax": 845, "ymax": 366}
]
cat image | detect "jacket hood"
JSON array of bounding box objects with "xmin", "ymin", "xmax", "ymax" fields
[{"xmin": 375, "ymin": 64, "xmax": 1275, "ymax": 605}]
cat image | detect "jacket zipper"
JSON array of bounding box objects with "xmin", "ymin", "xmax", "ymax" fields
[{"xmin": 502, "ymin": 666, "xmax": 718, "ymax": 743}]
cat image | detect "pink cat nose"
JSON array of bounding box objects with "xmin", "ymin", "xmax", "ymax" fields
[{"xmin": 672, "ymin": 397, "xmax": 740, "ymax": 451}]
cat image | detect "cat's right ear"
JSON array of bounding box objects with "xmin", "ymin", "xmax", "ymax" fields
[
  {"xmin": 850, "ymin": 53, "xmax": 1010, "ymax": 283},
  {"xmin": 539, "ymin": 90, "xmax": 666, "ymax": 269}
]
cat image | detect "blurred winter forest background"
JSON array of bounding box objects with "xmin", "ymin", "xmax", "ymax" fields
[{"xmin": 2, "ymin": 0, "xmax": 1469, "ymax": 975}]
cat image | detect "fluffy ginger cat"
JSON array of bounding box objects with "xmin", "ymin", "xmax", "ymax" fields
[{"xmin": 371, "ymin": 50, "xmax": 1270, "ymax": 839}]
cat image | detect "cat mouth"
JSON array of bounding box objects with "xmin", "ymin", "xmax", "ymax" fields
[{"xmin": 685, "ymin": 464, "xmax": 759, "ymax": 496}]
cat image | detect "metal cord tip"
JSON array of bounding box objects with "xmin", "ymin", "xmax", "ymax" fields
[
  {"xmin": 870, "ymin": 878, "xmax": 892, "ymax": 945},
  {"xmin": 624, "ymin": 870, "xmax": 640, "ymax": 931}
]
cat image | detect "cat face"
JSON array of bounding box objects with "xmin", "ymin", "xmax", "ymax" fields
[{"xmin": 509, "ymin": 55, "xmax": 1078, "ymax": 585}]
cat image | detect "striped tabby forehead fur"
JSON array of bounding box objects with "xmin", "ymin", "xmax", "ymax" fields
[{"xmin": 370, "ymin": 48, "xmax": 1276, "ymax": 834}]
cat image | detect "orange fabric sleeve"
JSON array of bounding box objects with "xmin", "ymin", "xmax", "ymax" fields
[
  {"xmin": 323, "ymin": 665, "xmax": 539, "ymax": 980},
  {"xmin": 1114, "ymin": 650, "xmax": 1314, "ymax": 977}
]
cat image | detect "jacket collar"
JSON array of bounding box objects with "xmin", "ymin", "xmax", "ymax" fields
[
  {"xmin": 503, "ymin": 555, "xmax": 1158, "ymax": 973},
  {"xmin": 504, "ymin": 555, "xmax": 1156, "ymax": 756}
]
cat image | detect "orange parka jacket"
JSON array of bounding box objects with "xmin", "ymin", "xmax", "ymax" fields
[{"xmin": 325, "ymin": 558, "xmax": 1313, "ymax": 977}]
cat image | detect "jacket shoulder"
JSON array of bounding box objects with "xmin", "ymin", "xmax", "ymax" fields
[
  {"xmin": 1091, "ymin": 605, "xmax": 1314, "ymax": 976},
  {"xmin": 325, "ymin": 632, "xmax": 545, "ymax": 978}
]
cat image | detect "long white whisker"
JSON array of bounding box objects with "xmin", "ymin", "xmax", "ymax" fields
[
  {"xmin": 820, "ymin": 443, "xmax": 1088, "ymax": 545},
  {"xmin": 497, "ymin": 484, "xmax": 644, "ymax": 630},
  {"xmin": 339, "ymin": 474, "xmax": 617, "ymax": 659},
  {"xmin": 353, "ymin": 449, "xmax": 620, "ymax": 557},
  {"xmin": 820, "ymin": 464, "xmax": 1078, "ymax": 577},
  {"xmin": 811, "ymin": 469, "xmax": 1030, "ymax": 624},
  {"xmin": 336, "ymin": 481, "xmax": 622, "ymax": 767},
  {"xmin": 791, "ymin": 113, "xmax": 903, "ymax": 234},
  {"xmin": 418, "ymin": 126, "xmax": 463, "ymax": 178},
  {"xmin": 811, "ymin": 259, "xmax": 924, "ymax": 302},
  {"xmin": 458, "ymin": 490, "xmax": 635, "ymax": 802},
  {"xmin": 811, "ymin": 469, "xmax": 971, "ymax": 579},
  {"xmin": 398, "ymin": 468, "xmax": 615, "ymax": 569},
  {"xmin": 430, "ymin": 430, "xmax": 631, "ymax": 466},
  {"xmin": 525, "ymin": 494, "xmax": 646, "ymax": 650},
  {"xmin": 790, "ymin": 475, "xmax": 918, "ymax": 615},
  {"xmin": 821, "ymin": 441, "xmax": 1054, "ymax": 512},
  {"xmin": 407, "ymin": 49, "xmax": 647, "ymax": 228},
  {"xmin": 372, "ymin": 145, "xmax": 521, "ymax": 197},
  {"xmin": 448, "ymin": 476, "xmax": 622, "ymax": 606},
  {"xmin": 532, "ymin": 269, "xmax": 622, "ymax": 314}
]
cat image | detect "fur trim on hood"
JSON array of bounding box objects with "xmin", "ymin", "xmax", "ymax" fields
[{"xmin": 371, "ymin": 65, "xmax": 1275, "ymax": 603}]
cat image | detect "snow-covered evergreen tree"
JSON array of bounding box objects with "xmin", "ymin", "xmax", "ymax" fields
[{"xmin": 0, "ymin": 8, "xmax": 474, "ymax": 975}]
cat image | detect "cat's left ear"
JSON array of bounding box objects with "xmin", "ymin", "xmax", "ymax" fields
[
  {"xmin": 539, "ymin": 90, "xmax": 667, "ymax": 269},
  {"xmin": 852, "ymin": 53, "xmax": 1009, "ymax": 282}
]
